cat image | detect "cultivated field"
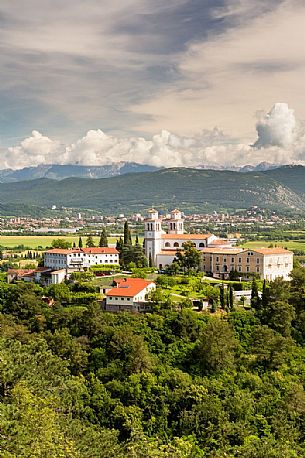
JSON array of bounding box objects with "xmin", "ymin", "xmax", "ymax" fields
[
  {"xmin": 0, "ymin": 235, "xmax": 124, "ymax": 249},
  {"xmin": 243, "ymin": 240, "xmax": 305, "ymax": 252}
]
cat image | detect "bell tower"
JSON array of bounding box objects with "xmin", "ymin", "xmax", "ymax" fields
[
  {"xmin": 144, "ymin": 209, "xmax": 162, "ymax": 266},
  {"xmin": 167, "ymin": 209, "xmax": 184, "ymax": 234}
]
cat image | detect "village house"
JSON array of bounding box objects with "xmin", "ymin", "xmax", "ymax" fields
[{"xmin": 105, "ymin": 277, "xmax": 156, "ymax": 312}]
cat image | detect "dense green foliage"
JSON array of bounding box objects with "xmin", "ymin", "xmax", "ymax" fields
[{"xmin": 3, "ymin": 270, "xmax": 305, "ymax": 455}]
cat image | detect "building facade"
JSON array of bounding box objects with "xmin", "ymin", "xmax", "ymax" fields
[
  {"xmin": 44, "ymin": 247, "xmax": 119, "ymax": 270},
  {"xmin": 143, "ymin": 208, "xmax": 293, "ymax": 280}
]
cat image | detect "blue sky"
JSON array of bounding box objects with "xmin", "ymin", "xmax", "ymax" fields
[{"xmin": 0, "ymin": 0, "xmax": 304, "ymax": 168}]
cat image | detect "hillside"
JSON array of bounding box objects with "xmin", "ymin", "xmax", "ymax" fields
[{"xmin": 0, "ymin": 166, "xmax": 304, "ymax": 213}]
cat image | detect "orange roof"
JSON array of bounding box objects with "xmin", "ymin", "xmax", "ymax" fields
[
  {"xmin": 252, "ymin": 248, "xmax": 293, "ymax": 255},
  {"xmin": 209, "ymin": 239, "xmax": 231, "ymax": 245},
  {"xmin": 202, "ymin": 248, "xmax": 245, "ymax": 254},
  {"xmin": 106, "ymin": 278, "xmax": 155, "ymax": 297},
  {"xmin": 162, "ymin": 233, "xmax": 211, "ymax": 240},
  {"xmin": 45, "ymin": 248, "xmax": 72, "ymax": 254},
  {"xmin": 81, "ymin": 247, "xmax": 118, "ymax": 254},
  {"xmin": 45, "ymin": 247, "xmax": 118, "ymax": 255}
]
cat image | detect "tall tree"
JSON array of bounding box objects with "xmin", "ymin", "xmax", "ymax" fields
[
  {"xmin": 86, "ymin": 235, "xmax": 95, "ymax": 248},
  {"xmin": 123, "ymin": 221, "xmax": 132, "ymax": 245},
  {"xmin": 251, "ymin": 278, "xmax": 260, "ymax": 309},
  {"xmin": 174, "ymin": 241, "xmax": 201, "ymax": 273},
  {"xmin": 78, "ymin": 236, "xmax": 83, "ymax": 248},
  {"xmin": 99, "ymin": 228, "xmax": 108, "ymax": 247}
]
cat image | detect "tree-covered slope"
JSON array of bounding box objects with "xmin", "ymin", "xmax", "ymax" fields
[{"xmin": 0, "ymin": 167, "xmax": 304, "ymax": 213}]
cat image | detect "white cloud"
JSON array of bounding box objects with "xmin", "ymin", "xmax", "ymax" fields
[
  {"xmin": 2, "ymin": 102, "xmax": 305, "ymax": 170},
  {"xmin": 254, "ymin": 103, "xmax": 296, "ymax": 148}
]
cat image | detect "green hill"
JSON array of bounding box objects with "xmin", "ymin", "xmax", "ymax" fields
[{"xmin": 0, "ymin": 166, "xmax": 305, "ymax": 213}]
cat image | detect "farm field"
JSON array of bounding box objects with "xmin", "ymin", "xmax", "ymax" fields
[
  {"xmin": 0, "ymin": 235, "xmax": 143, "ymax": 249},
  {"xmin": 243, "ymin": 240, "xmax": 305, "ymax": 252}
]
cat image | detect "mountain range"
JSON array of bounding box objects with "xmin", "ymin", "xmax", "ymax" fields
[
  {"xmin": 0, "ymin": 161, "xmax": 280, "ymax": 182},
  {"xmin": 0, "ymin": 165, "xmax": 305, "ymax": 214}
]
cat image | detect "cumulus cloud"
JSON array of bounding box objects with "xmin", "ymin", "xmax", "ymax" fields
[
  {"xmin": 2, "ymin": 102, "xmax": 305, "ymax": 170},
  {"xmin": 254, "ymin": 103, "xmax": 296, "ymax": 148}
]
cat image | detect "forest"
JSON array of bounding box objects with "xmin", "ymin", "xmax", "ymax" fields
[{"xmin": 2, "ymin": 267, "xmax": 305, "ymax": 457}]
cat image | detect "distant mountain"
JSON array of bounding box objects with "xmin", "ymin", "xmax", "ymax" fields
[
  {"xmin": 0, "ymin": 166, "xmax": 305, "ymax": 214},
  {"xmin": 0, "ymin": 162, "xmax": 160, "ymax": 182}
]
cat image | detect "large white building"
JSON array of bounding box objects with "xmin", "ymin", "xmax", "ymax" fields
[
  {"xmin": 143, "ymin": 208, "xmax": 293, "ymax": 280},
  {"xmin": 44, "ymin": 247, "xmax": 119, "ymax": 270}
]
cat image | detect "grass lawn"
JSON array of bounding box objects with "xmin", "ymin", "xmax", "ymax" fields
[
  {"xmin": 242, "ymin": 240, "xmax": 305, "ymax": 252},
  {"xmin": 0, "ymin": 235, "xmax": 142, "ymax": 250}
]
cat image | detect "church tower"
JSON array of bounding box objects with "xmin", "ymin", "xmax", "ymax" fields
[
  {"xmin": 167, "ymin": 209, "xmax": 184, "ymax": 234},
  {"xmin": 144, "ymin": 209, "xmax": 162, "ymax": 266}
]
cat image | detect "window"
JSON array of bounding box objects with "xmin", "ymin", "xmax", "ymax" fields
[
  {"xmin": 238, "ymin": 266, "xmax": 242, "ymax": 272},
  {"xmin": 216, "ymin": 266, "xmax": 219, "ymax": 271},
  {"xmin": 224, "ymin": 258, "xmax": 227, "ymax": 263},
  {"xmin": 231, "ymin": 257, "xmax": 235, "ymax": 263},
  {"xmin": 248, "ymin": 251, "xmax": 253, "ymax": 256},
  {"xmin": 256, "ymin": 266, "xmax": 260, "ymax": 272},
  {"xmin": 238, "ymin": 257, "xmax": 242, "ymax": 263},
  {"xmin": 174, "ymin": 242, "xmax": 179, "ymax": 247},
  {"xmin": 127, "ymin": 298, "xmax": 130, "ymax": 301},
  {"xmin": 121, "ymin": 297, "xmax": 124, "ymax": 300},
  {"xmin": 216, "ymin": 256, "xmax": 219, "ymax": 262},
  {"xmin": 246, "ymin": 258, "xmax": 250, "ymax": 263},
  {"xmin": 165, "ymin": 242, "xmax": 170, "ymax": 247},
  {"xmin": 199, "ymin": 242, "xmax": 205, "ymax": 247},
  {"xmin": 246, "ymin": 266, "xmax": 250, "ymax": 272},
  {"xmin": 256, "ymin": 258, "xmax": 260, "ymax": 264}
]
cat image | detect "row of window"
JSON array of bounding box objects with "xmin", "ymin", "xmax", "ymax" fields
[
  {"xmin": 108, "ymin": 297, "xmax": 131, "ymax": 301},
  {"xmin": 164, "ymin": 242, "xmax": 205, "ymax": 248}
]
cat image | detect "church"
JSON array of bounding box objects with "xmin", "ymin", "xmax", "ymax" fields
[
  {"xmin": 143, "ymin": 208, "xmax": 293, "ymax": 281},
  {"xmin": 143, "ymin": 208, "xmax": 230, "ymax": 269}
]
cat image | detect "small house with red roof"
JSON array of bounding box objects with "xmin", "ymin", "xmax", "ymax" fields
[{"xmin": 105, "ymin": 277, "xmax": 156, "ymax": 312}]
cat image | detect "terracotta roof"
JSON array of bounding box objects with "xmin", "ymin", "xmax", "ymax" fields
[
  {"xmin": 162, "ymin": 233, "xmax": 211, "ymax": 240},
  {"xmin": 209, "ymin": 239, "xmax": 231, "ymax": 245},
  {"xmin": 202, "ymin": 248, "xmax": 245, "ymax": 254},
  {"xmin": 171, "ymin": 209, "xmax": 181, "ymax": 213},
  {"xmin": 81, "ymin": 247, "xmax": 118, "ymax": 254},
  {"xmin": 45, "ymin": 248, "xmax": 72, "ymax": 254},
  {"xmin": 45, "ymin": 247, "xmax": 118, "ymax": 255},
  {"xmin": 252, "ymin": 248, "xmax": 293, "ymax": 255},
  {"xmin": 106, "ymin": 278, "xmax": 155, "ymax": 297}
]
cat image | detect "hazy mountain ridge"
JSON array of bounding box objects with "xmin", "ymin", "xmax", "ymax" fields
[
  {"xmin": 0, "ymin": 162, "xmax": 160, "ymax": 182},
  {"xmin": 0, "ymin": 165, "xmax": 305, "ymax": 214}
]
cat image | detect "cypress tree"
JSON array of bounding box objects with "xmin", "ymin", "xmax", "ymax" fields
[
  {"xmin": 251, "ymin": 278, "xmax": 260, "ymax": 309},
  {"xmin": 229, "ymin": 286, "xmax": 234, "ymax": 310},
  {"xmin": 99, "ymin": 228, "xmax": 108, "ymax": 247},
  {"xmin": 220, "ymin": 285, "xmax": 225, "ymax": 309},
  {"xmin": 86, "ymin": 235, "xmax": 95, "ymax": 247},
  {"xmin": 123, "ymin": 221, "xmax": 132, "ymax": 245},
  {"xmin": 78, "ymin": 236, "xmax": 83, "ymax": 248}
]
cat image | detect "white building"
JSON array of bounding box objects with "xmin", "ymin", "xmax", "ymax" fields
[
  {"xmin": 44, "ymin": 247, "xmax": 119, "ymax": 270},
  {"xmin": 143, "ymin": 208, "xmax": 293, "ymax": 281},
  {"xmin": 144, "ymin": 208, "xmax": 217, "ymax": 268},
  {"xmin": 105, "ymin": 277, "xmax": 156, "ymax": 312}
]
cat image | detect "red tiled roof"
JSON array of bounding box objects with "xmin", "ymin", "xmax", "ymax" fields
[
  {"xmin": 202, "ymin": 248, "xmax": 245, "ymax": 254},
  {"xmin": 252, "ymin": 248, "xmax": 293, "ymax": 255},
  {"xmin": 106, "ymin": 278, "xmax": 155, "ymax": 297},
  {"xmin": 81, "ymin": 247, "xmax": 118, "ymax": 254},
  {"xmin": 162, "ymin": 233, "xmax": 211, "ymax": 240},
  {"xmin": 45, "ymin": 247, "xmax": 118, "ymax": 255}
]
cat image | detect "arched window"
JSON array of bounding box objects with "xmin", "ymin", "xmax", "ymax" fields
[
  {"xmin": 165, "ymin": 242, "xmax": 170, "ymax": 247},
  {"xmin": 199, "ymin": 242, "xmax": 205, "ymax": 248},
  {"xmin": 174, "ymin": 242, "xmax": 179, "ymax": 247}
]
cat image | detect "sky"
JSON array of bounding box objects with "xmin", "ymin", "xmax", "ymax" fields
[{"xmin": 0, "ymin": 0, "xmax": 305, "ymax": 169}]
